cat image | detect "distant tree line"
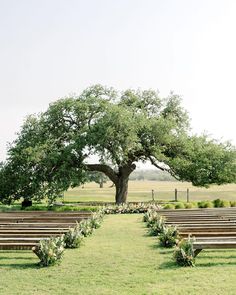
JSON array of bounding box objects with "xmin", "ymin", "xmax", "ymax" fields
[{"xmin": 129, "ymin": 170, "xmax": 176, "ymax": 181}]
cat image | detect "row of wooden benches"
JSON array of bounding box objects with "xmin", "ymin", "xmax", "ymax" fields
[
  {"xmin": 2, "ymin": 207, "xmax": 236, "ymax": 256},
  {"xmin": 158, "ymin": 208, "xmax": 236, "ymax": 256},
  {"xmin": 0, "ymin": 211, "xmax": 91, "ymax": 250}
]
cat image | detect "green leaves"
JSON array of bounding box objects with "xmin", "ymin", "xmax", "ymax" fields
[
  {"xmin": 173, "ymin": 236, "xmax": 195, "ymax": 267},
  {"xmin": 0, "ymin": 84, "xmax": 235, "ymax": 204},
  {"xmin": 33, "ymin": 236, "xmax": 65, "ymax": 267},
  {"xmin": 166, "ymin": 135, "xmax": 236, "ymax": 186}
]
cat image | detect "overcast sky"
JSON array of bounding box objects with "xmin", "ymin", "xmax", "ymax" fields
[{"xmin": 0, "ymin": 0, "xmax": 236, "ymax": 165}]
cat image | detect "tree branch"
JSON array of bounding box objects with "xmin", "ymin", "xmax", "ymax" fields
[
  {"xmin": 148, "ymin": 156, "xmax": 181, "ymax": 181},
  {"xmin": 85, "ymin": 164, "xmax": 118, "ymax": 184},
  {"xmin": 148, "ymin": 156, "xmax": 167, "ymax": 171}
]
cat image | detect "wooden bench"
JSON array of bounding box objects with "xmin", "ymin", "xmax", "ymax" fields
[
  {"xmin": 193, "ymin": 239, "xmax": 236, "ymax": 257},
  {"xmin": 0, "ymin": 211, "xmax": 91, "ymax": 252},
  {"xmin": 158, "ymin": 208, "xmax": 236, "ymax": 258}
]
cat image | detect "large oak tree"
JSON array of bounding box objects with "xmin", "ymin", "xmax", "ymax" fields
[{"xmin": 1, "ymin": 85, "xmax": 236, "ymax": 204}]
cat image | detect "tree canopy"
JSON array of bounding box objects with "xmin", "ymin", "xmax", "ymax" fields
[{"xmin": 0, "ymin": 85, "xmax": 235, "ymax": 204}]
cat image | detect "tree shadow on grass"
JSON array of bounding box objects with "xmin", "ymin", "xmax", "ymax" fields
[
  {"xmin": 0, "ymin": 252, "xmax": 39, "ymax": 269},
  {"xmin": 142, "ymin": 232, "xmax": 153, "ymax": 238},
  {"xmin": 0, "ymin": 250, "xmax": 36, "ymax": 261},
  {"xmin": 0, "ymin": 256, "xmax": 35, "ymax": 260},
  {"xmin": 198, "ymin": 254, "xmax": 236, "ymax": 259},
  {"xmin": 196, "ymin": 260, "xmax": 236, "ymax": 267},
  {"xmin": 148, "ymin": 243, "xmax": 160, "ymax": 250},
  {"xmin": 194, "ymin": 249, "xmax": 236, "ymax": 260},
  {"xmin": 158, "ymin": 260, "xmax": 180, "ymax": 270},
  {"xmin": 0, "ymin": 262, "xmax": 40, "ymax": 269},
  {"xmin": 148, "ymin": 243, "xmax": 173, "ymax": 254},
  {"xmin": 204, "ymin": 249, "xmax": 236, "ymax": 253}
]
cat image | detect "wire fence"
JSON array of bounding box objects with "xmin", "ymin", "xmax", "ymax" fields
[
  {"xmin": 64, "ymin": 187, "xmax": 236, "ymax": 203},
  {"xmin": 149, "ymin": 189, "xmax": 236, "ymax": 202}
]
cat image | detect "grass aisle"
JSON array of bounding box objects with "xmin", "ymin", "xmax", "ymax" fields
[{"xmin": 1, "ymin": 215, "xmax": 236, "ymax": 294}]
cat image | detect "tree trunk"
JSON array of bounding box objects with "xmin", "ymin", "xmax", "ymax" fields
[
  {"xmin": 115, "ymin": 174, "xmax": 129, "ymax": 204},
  {"xmin": 21, "ymin": 199, "xmax": 32, "ymax": 209},
  {"xmin": 86, "ymin": 162, "xmax": 136, "ymax": 204},
  {"xmin": 99, "ymin": 180, "xmax": 103, "ymax": 188}
]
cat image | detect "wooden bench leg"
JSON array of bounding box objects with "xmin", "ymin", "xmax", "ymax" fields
[
  {"xmin": 194, "ymin": 249, "xmax": 202, "ymax": 257},
  {"xmin": 32, "ymin": 246, "xmax": 39, "ymax": 258}
]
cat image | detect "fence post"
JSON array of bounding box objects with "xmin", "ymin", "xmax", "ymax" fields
[
  {"xmin": 175, "ymin": 189, "xmax": 178, "ymax": 202},
  {"xmin": 187, "ymin": 188, "xmax": 190, "ymax": 203},
  {"xmin": 151, "ymin": 189, "xmax": 155, "ymax": 201}
]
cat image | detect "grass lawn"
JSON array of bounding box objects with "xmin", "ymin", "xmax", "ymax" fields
[
  {"xmin": 1, "ymin": 214, "xmax": 236, "ymax": 294},
  {"xmin": 64, "ymin": 181, "xmax": 236, "ymax": 203}
]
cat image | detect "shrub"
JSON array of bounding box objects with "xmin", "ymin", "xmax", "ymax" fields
[
  {"xmin": 221, "ymin": 200, "xmax": 230, "ymax": 208},
  {"xmin": 197, "ymin": 201, "xmax": 204, "ymax": 208},
  {"xmin": 158, "ymin": 226, "xmax": 180, "ymax": 248},
  {"xmin": 173, "ymin": 236, "xmax": 195, "ymax": 267},
  {"xmin": 143, "ymin": 209, "xmax": 156, "ymax": 222},
  {"xmin": 230, "ymin": 201, "xmax": 236, "ymax": 207},
  {"xmin": 213, "ymin": 199, "xmax": 230, "ymax": 208},
  {"xmin": 197, "ymin": 201, "xmax": 213, "ymax": 208},
  {"xmin": 204, "ymin": 201, "xmax": 213, "ymax": 208},
  {"xmin": 146, "ymin": 211, "xmax": 163, "ymax": 228},
  {"xmin": 175, "ymin": 202, "xmax": 185, "ymax": 209},
  {"xmin": 213, "ymin": 198, "xmax": 222, "ymax": 207},
  {"xmin": 33, "ymin": 236, "xmax": 65, "ymax": 267},
  {"xmin": 143, "ymin": 210, "xmax": 151, "ymax": 222},
  {"xmin": 79, "ymin": 219, "xmax": 94, "ymax": 237},
  {"xmin": 184, "ymin": 202, "xmax": 193, "ymax": 209},
  {"xmin": 90, "ymin": 211, "xmax": 104, "ymax": 229},
  {"xmin": 191, "ymin": 202, "xmax": 197, "ymax": 208},
  {"xmin": 64, "ymin": 227, "xmax": 84, "ymax": 248},
  {"xmin": 148, "ymin": 216, "xmax": 166, "ymax": 236},
  {"xmin": 163, "ymin": 204, "xmax": 175, "ymax": 210}
]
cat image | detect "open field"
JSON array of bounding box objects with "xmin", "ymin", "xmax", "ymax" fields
[
  {"xmin": 64, "ymin": 181, "xmax": 236, "ymax": 203},
  {"xmin": 1, "ymin": 214, "xmax": 236, "ymax": 294}
]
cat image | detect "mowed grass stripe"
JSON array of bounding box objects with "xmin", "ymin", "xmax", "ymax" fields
[{"xmin": 1, "ymin": 215, "xmax": 236, "ymax": 294}]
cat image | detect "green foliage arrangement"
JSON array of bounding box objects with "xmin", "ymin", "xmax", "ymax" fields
[
  {"xmin": 90, "ymin": 211, "xmax": 104, "ymax": 229},
  {"xmin": 158, "ymin": 226, "xmax": 180, "ymax": 248},
  {"xmin": 78, "ymin": 219, "xmax": 94, "ymax": 237},
  {"xmin": 79, "ymin": 209, "xmax": 105, "ymax": 236},
  {"xmin": 143, "ymin": 209, "xmax": 152, "ymax": 222},
  {"xmin": 148, "ymin": 216, "xmax": 166, "ymax": 236},
  {"xmin": 103, "ymin": 203, "xmax": 161, "ymax": 215},
  {"xmin": 31, "ymin": 208, "xmax": 105, "ymax": 266},
  {"xmin": 146, "ymin": 211, "xmax": 163, "ymax": 228},
  {"xmin": 64, "ymin": 209, "xmax": 105, "ymax": 248},
  {"xmin": 63, "ymin": 226, "xmax": 84, "ymax": 249},
  {"xmin": 143, "ymin": 208, "xmax": 166, "ymax": 235},
  {"xmin": 173, "ymin": 236, "xmax": 195, "ymax": 267},
  {"xmin": 33, "ymin": 236, "xmax": 65, "ymax": 267}
]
